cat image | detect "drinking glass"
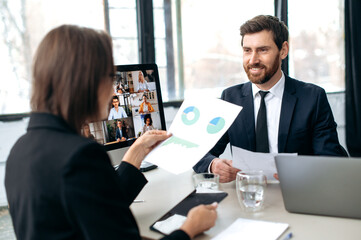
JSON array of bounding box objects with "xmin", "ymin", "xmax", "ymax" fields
[
  {"xmin": 236, "ymin": 170, "xmax": 267, "ymax": 212},
  {"xmin": 193, "ymin": 173, "xmax": 220, "ymax": 191}
]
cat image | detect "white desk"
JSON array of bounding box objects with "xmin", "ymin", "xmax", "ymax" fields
[{"xmin": 131, "ymin": 168, "xmax": 361, "ymax": 240}]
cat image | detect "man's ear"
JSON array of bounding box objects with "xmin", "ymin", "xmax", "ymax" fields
[{"xmin": 280, "ymin": 41, "xmax": 289, "ymax": 60}]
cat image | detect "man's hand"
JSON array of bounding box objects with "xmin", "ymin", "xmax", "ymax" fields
[{"xmin": 210, "ymin": 158, "xmax": 240, "ymax": 183}]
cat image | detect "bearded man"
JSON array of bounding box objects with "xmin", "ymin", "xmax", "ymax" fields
[{"xmin": 193, "ymin": 15, "xmax": 348, "ymax": 183}]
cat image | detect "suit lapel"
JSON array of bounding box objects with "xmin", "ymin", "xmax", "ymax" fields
[
  {"xmin": 278, "ymin": 76, "xmax": 297, "ymax": 153},
  {"xmin": 239, "ymin": 83, "xmax": 257, "ymax": 150}
]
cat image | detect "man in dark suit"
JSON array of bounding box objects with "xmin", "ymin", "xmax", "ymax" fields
[
  {"xmin": 116, "ymin": 120, "xmax": 128, "ymax": 141},
  {"xmin": 193, "ymin": 15, "xmax": 347, "ymax": 183}
]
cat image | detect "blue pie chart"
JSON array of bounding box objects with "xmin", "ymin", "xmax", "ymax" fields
[
  {"xmin": 207, "ymin": 117, "xmax": 225, "ymax": 134},
  {"xmin": 181, "ymin": 106, "xmax": 200, "ymax": 125}
]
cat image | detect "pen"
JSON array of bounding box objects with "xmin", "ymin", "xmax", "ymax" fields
[
  {"xmin": 133, "ymin": 199, "xmax": 145, "ymax": 203},
  {"xmin": 282, "ymin": 232, "xmax": 293, "ymax": 240}
]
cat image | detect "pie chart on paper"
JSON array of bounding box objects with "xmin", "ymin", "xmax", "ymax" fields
[
  {"xmin": 181, "ymin": 106, "xmax": 200, "ymax": 125},
  {"xmin": 207, "ymin": 117, "xmax": 225, "ymax": 134}
]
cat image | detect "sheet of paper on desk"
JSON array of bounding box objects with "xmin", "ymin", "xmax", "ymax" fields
[
  {"xmin": 153, "ymin": 214, "xmax": 187, "ymax": 235},
  {"xmin": 144, "ymin": 98, "xmax": 242, "ymax": 174},
  {"xmin": 232, "ymin": 146, "xmax": 297, "ymax": 182},
  {"xmin": 211, "ymin": 218, "xmax": 289, "ymax": 240}
]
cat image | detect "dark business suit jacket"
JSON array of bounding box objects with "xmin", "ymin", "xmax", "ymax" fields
[
  {"xmin": 5, "ymin": 113, "xmax": 189, "ymax": 240},
  {"xmin": 116, "ymin": 127, "xmax": 128, "ymax": 140},
  {"xmin": 194, "ymin": 75, "xmax": 348, "ymax": 173}
]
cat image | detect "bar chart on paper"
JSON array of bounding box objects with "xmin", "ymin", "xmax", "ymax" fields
[
  {"xmin": 147, "ymin": 135, "xmax": 203, "ymax": 174},
  {"xmin": 161, "ymin": 136, "xmax": 199, "ymax": 149}
]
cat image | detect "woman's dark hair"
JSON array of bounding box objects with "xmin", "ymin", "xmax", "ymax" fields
[
  {"xmin": 240, "ymin": 15, "xmax": 288, "ymax": 50},
  {"xmin": 31, "ymin": 25, "xmax": 114, "ymax": 133},
  {"xmin": 143, "ymin": 114, "xmax": 153, "ymax": 125}
]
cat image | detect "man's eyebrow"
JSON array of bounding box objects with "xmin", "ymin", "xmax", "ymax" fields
[
  {"xmin": 257, "ymin": 46, "xmax": 271, "ymax": 49},
  {"xmin": 243, "ymin": 45, "xmax": 271, "ymax": 49}
]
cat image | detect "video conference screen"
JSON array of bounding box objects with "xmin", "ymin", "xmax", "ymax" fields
[{"xmin": 81, "ymin": 64, "xmax": 166, "ymax": 151}]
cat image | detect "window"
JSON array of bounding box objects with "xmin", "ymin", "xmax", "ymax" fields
[
  {"xmin": 108, "ymin": 0, "xmax": 139, "ymax": 65},
  {"xmin": 152, "ymin": 0, "xmax": 274, "ymax": 101},
  {"xmin": 288, "ymin": 0, "xmax": 345, "ymax": 92},
  {"xmin": 1, "ymin": 0, "xmax": 346, "ymax": 116},
  {"xmin": 153, "ymin": 0, "xmax": 169, "ymax": 100},
  {"xmin": 0, "ymin": 0, "xmax": 105, "ymax": 115}
]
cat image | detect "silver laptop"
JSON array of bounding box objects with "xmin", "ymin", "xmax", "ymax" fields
[{"xmin": 275, "ymin": 155, "xmax": 361, "ymax": 219}]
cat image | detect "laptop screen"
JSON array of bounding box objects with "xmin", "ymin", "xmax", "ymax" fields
[{"xmin": 81, "ymin": 64, "xmax": 166, "ymax": 151}]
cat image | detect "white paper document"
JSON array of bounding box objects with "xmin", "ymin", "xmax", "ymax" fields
[
  {"xmin": 144, "ymin": 98, "xmax": 242, "ymax": 174},
  {"xmin": 153, "ymin": 214, "xmax": 187, "ymax": 235},
  {"xmin": 232, "ymin": 146, "xmax": 297, "ymax": 181},
  {"xmin": 211, "ymin": 218, "xmax": 289, "ymax": 240}
]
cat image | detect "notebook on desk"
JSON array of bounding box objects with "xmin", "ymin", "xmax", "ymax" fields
[{"xmin": 275, "ymin": 155, "xmax": 361, "ymax": 219}]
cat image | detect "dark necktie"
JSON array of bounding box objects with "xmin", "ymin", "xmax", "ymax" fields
[{"xmin": 256, "ymin": 91, "xmax": 269, "ymax": 153}]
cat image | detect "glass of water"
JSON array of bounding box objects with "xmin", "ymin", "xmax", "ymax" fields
[
  {"xmin": 236, "ymin": 170, "xmax": 267, "ymax": 212},
  {"xmin": 193, "ymin": 173, "xmax": 220, "ymax": 191}
]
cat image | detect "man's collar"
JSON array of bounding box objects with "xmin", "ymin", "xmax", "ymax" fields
[{"xmin": 252, "ymin": 71, "xmax": 285, "ymax": 98}]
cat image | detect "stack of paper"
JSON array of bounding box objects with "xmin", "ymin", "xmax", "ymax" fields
[{"xmin": 232, "ymin": 146, "xmax": 297, "ymax": 181}]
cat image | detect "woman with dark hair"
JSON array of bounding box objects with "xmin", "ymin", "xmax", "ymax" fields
[
  {"xmin": 5, "ymin": 25, "xmax": 217, "ymax": 240},
  {"xmin": 142, "ymin": 114, "xmax": 155, "ymax": 135}
]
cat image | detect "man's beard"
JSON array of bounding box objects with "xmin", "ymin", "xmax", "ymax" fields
[{"xmin": 244, "ymin": 53, "xmax": 280, "ymax": 85}]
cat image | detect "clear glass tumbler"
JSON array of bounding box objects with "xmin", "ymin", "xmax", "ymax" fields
[
  {"xmin": 193, "ymin": 173, "xmax": 220, "ymax": 191},
  {"xmin": 236, "ymin": 170, "xmax": 267, "ymax": 212}
]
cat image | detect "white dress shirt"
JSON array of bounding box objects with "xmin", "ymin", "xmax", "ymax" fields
[
  {"xmin": 252, "ymin": 72, "xmax": 285, "ymax": 154},
  {"xmin": 208, "ymin": 72, "xmax": 285, "ymax": 172},
  {"xmin": 108, "ymin": 107, "xmax": 128, "ymax": 120},
  {"xmin": 136, "ymin": 81, "xmax": 149, "ymax": 92}
]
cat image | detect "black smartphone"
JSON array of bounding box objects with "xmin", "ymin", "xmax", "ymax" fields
[{"xmin": 140, "ymin": 161, "xmax": 158, "ymax": 172}]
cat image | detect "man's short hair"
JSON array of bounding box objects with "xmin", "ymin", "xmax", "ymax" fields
[
  {"xmin": 31, "ymin": 25, "xmax": 114, "ymax": 133},
  {"xmin": 240, "ymin": 15, "xmax": 288, "ymax": 50}
]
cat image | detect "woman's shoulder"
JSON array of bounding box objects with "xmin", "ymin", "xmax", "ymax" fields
[
  {"xmin": 59, "ymin": 131, "xmax": 103, "ymax": 153},
  {"xmin": 61, "ymin": 135, "xmax": 109, "ymax": 169},
  {"xmin": 6, "ymin": 128, "xmax": 108, "ymax": 182}
]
